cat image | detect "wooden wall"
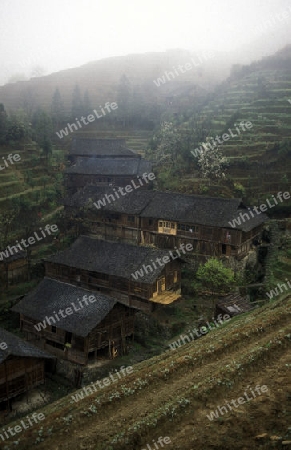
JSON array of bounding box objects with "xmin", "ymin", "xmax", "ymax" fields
[
  {"xmin": 0, "ymin": 258, "xmax": 28, "ymax": 286},
  {"xmin": 45, "ymin": 260, "xmax": 180, "ymax": 303},
  {"xmin": 0, "ymin": 356, "xmax": 45, "ymax": 403},
  {"xmin": 19, "ymin": 304, "xmax": 135, "ymax": 365},
  {"xmin": 64, "ymin": 208, "xmax": 264, "ymax": 259}
]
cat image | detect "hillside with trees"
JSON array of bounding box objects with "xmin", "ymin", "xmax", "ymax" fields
[{"xmin": 145, "ymin": 45, "xmax": 291, "ymax": 207}]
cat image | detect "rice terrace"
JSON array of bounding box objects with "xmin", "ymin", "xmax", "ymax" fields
[
  {"xmin": 1, "ymin": 1, "xmax": 291, "ymax": 449},
  {"xmin": 0, "ymin": 294, "xmax": 290, "ymax": 449}
]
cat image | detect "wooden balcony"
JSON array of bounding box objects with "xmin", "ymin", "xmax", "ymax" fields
[{"xmin": 150, "ymin": 290, "xmax": 181, "ymax": 305}]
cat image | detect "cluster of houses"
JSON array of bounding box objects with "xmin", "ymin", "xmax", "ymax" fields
[{"xmin": 1, "ymin": 137, "xmax": 267, "ymax": 408}]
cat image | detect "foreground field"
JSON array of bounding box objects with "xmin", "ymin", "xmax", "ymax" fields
[{"xmin": 2, "ymin": 296, "xmax": 291, "ymax": 450}]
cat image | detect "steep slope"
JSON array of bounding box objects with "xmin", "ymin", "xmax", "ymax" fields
[
  {"xmin": 3, "ymin": 295, "xmax": 291, "ymax": 450},
  {"xmin": 186, "ymin": 45, "xmax": 291, "ymax": 201}
]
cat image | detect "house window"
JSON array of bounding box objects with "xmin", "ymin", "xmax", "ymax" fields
[
  {"xmin": 65, "ymin": 332, "xmax": 72, "ymax": 344},
  {"xmin": 97, "ymin": 273, "xmax": 109, "ymax": 281},
  {"xmin": 158, "ymin": 220, "xmax": 176, "ymax": 234},
  {"xmin": 51, "ymin": 326, "xmax": 57, "ymax": 333},
  {"xmin": 149, "ymin": 219, "xmax": 153, "ymax": 226},
  {"xmin": 107, "ymin": 213, "xmax": 120, "ymax": 222},
  {"xmin": 225, "ymin": 231, "xmax": 231, "ymax": 243},
  {"xmin": 46, "ymin": 340, "xmax": 63, "ymax": 350},
  {"xmin": 62, "ymin": 266, "xmax": 70, "ymax": 276},
  {"xmin": 204, "ymin": 227, "xmax": 213, "ymax": 238},
  {"xmin": 127, "ymin": 215, "xmax": 135, "ymax": 223},
  {"xmin": 177, "ymin": 223, "xmax": 199, "ymax": 233}
]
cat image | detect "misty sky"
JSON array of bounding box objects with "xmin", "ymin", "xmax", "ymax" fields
[{"xmin": 1, "ymin": 0, "xmax": 291, "ymax": 85}]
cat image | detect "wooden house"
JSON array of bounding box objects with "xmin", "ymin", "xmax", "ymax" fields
[
  {"xmin": 44, "ymin": 236, "xmax": 183, "ymax": 311},
  {"xmin": 215, "ymin": 293, "xmax": 253, "ymax": 319},
  {"xmin": 12, "ymin": 278, "xmax": 135, "ymax": 365},
  {"xmin": 68, "ymin": 137, "xmax": 137, "ymax": 163},
  {"xmin": 0, "ymin": 327, "xmax": 54, "ymax": 407},
  {"xmin": 64, "ymin": 186, "xmax": 268, "ymax": 259},
  {"xmin": 65, "ymin": 137, "xmax": 153, "ymax": 195},
  {"xmin": 65, "ymin": 157, "xmax": 153, "ymax": 195},
  {"xmin": 0, "ymin": 251, "xmax": 28, "ymax": 288}
]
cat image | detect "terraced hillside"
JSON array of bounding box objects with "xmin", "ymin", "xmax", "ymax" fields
[
  {"xmin": 0, "ymin": 126, "xmax": 152, "ymax": 212},
  {"xmin": 0, "ymin": 142, "xmax": 65, "ymax": 210},
  {"xmin": 2, "ymin": 47, "xmax": 291, "ymax": 205},
  {"xmin": 185, "ymin": 46, "xmax": 291, "ymax": 202},
  {"xmin": 3, "ymin": 295, "xmax": 291, "ymax": 450}
]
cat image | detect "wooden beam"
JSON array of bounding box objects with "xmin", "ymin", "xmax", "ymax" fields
[{"xmin": 4, "ymin": 360, "xmax": 10, "ymax": 410}]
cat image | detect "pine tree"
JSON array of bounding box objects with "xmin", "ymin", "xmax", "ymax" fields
[
  {"xmin": 83, "ymin": 89, "xmax": 91, "ymax": 115},
  {"xmin": 51, "ymin": 88, "xmax": 65, "ymax": 128},
  {"xmin": 117, "ymin": 74, "xmax": 132, "ymax": 127},
  {"xmin": 71, "ymin": 84, "xmax": 84, "ymax": 119}
]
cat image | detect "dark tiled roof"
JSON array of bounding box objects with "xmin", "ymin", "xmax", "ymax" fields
[
  {"xmin": 0, "ymin": 250, "xmax": 27, "ymax": 263},
  {"xmin": 230, "ymin": 208, "xmax": 269, "ymax": 232},
  {"xmin": 216, "ymin": 293, "xmax": 253, "ymax": 317},
  {"xmin": 65, "ymin": 157, "xmax": 152, "ymax": 176},
  {"xmin": 92, "ymin": 189, "xmax": 155, "ymax": 214},
  {"xmin": 70, "ymin": 138, "xmax": 137, "ymax": 157},
  {"xmin": 45, "ymin": 236, "xmax": 173, "ymax": 283},
  {"xmin": 139, "ymin": 192, "xmax": 240, "ymax": 223},
  {"xmin": 139, "ymin": 192, "xmax": 267, "ymax": 232},
  {"xmin": 65, "ymin": 187, "xmax": 266, "ymax": 231},
  {"xmin": 63, "ymin": 186, "xmax": 111, "ymax": 207},
  {"xmin": 64, "ymin": 185, "xmax": 155, "ymax": 214},
  {"xmin": 0, "ymin": 327, "xmax": 54, "ymax": 364},
  {"xmin": 12, "ymin": 278, "xmax": 118, "ymax": 337}
]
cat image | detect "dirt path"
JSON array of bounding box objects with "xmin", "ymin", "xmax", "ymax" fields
[{"xmin": 40, "ymin": 206, "xmax": 63, "ymax": 222}]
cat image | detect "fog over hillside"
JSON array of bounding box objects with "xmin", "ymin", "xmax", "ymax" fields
[
  {"xmin": 1, "ymin": 3, "xmax": 291, "ymax": 449},
  {"xmin": 1, "ymin": 0, "xmax": 291, "ymax": 87}
]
